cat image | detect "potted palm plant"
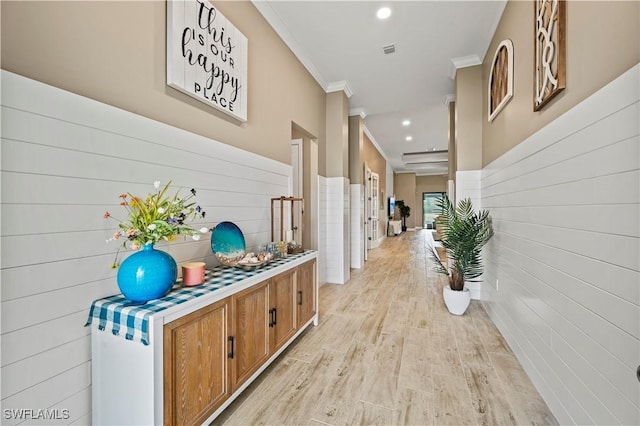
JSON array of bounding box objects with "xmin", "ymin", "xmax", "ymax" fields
[
  {"xmin": 429, "ymin": 195, "xmax": 493, "ymax": 315},
  {"xmin": 396, "ymin": 200, "xmax": 411, "ymax": 232}
]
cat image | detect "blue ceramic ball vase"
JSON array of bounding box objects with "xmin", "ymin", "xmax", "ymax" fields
[{"xmin": 117, "ymin": 244, "xmax": 177, "ymax": 303}]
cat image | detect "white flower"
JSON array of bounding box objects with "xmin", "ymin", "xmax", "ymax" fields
[
  {"xmin": 200, "ymin": 227, "xmax": 210, "ymax": 234},
  {"xmin": 191, "ymin": 234, "xmax": 201, "ymax": 241},
  {"xmin": 148, "ymin": 224, "xmax": 156, "ymax": 231},
  {"xmin": 158, "ymin": 207, "xmax": 166, "ymax": 214},
  {"xmin": 154, "ymin": 180, "xmax": 161, "ymax": 189}
]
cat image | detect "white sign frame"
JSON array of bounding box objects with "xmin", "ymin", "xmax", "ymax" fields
[{"xmin": 167, "ymin": 0, "xmax": 248, "ymax": 121}]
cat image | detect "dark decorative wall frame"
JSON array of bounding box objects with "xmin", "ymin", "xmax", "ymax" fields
[
  {"xmin": 488, "ymin": 39, "xmax": 514, "ymax": 122},
  {"xmin": 534, "ymin": 0, "xmax": 566, "ymax": 111}
]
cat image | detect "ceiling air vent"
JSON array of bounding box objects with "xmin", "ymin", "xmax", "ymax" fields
[{"xmin": 382, "ymin": 44, "xmax": 396, "ymax": 55}]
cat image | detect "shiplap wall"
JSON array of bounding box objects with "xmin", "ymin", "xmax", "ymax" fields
[
  {"xmin": 349, "ymin": 184, "xmax": 363, "ymax": 269},
  {"xmin": 0, "ymin": 70, "xmax": 293, "ymax": 424},
  {"xmin": 317, "ymin": 176, "xmax": 328, "ymax": 286},
  {"xmin": 455, "ymin": 169, "xmax": 482, "ymax": 208},
  {"xmin": 481, "ymin": 64, "xmax": 639, "ymax": 425},
  {"xmin": 323, "ymin": 177, "xmax": 350, "ymax": 284}
]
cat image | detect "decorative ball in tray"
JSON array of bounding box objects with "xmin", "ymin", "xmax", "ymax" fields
[
  {"xmin": 287, "ymin": 241, "xmax": 303, "ymax": 254},
  {"xmin": 211, "ymin": 221, "xmax": 273, "ymax": 271},
  {"xmin": 216, "ymin": 251, "xmax": 274, "ymax": 271}
]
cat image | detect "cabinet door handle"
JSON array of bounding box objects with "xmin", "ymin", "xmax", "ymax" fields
[
  {"xmin": 272, "ymin": 308, "xmax": 277, "ymax": 326},
  {"xmin": 297, "ymin": 290, "xmax": 302, "ymax": 305},
  {"xmin": 268, "ymin": 308, "xmax": 274, "ymax": 328},
  {"xmin": 228, "ymin": 336, "xmax": 234, "ymax": 359}
]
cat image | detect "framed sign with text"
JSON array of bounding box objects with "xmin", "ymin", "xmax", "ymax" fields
[{"xmin": 167, "ymin": 0, "xmax": 248, "ymax": 121}]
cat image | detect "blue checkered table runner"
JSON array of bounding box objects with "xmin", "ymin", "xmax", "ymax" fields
[{"xmin": 86, "ymin": 251, "xmax": 312, "ymax": 345}]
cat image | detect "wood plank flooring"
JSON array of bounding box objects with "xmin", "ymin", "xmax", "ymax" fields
[{"xmin": 213, "ymin": 230, "xmax": 557, "ymax": 426}]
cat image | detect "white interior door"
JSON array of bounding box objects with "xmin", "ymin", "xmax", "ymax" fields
[
  {"xmin": 370, "ymin": 172, "xmax": 379, "ymax": 246},
  {"xmin": 364, "ymin": 164, "xmax": 371, "ymax": 258},
  {"xmin": 291, "ymin": 139, "xmax": 303, "ymax": 244}
]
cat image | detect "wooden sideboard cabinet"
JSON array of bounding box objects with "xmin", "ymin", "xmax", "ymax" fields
[
  {"xmin": 229, "ymin": 280, "xmax": 271, "ymax": 391},
  {"xmin": 296, "ymin": 260, "xmax": 316, "ymax": 328},
  {"xmin": 269, "ymin": 269, "xmax": 297, "ymax": 354},
  {"xmin": 163, "ymin": 298, "xmax": 232, "ymax": 426},
  {"xmin": 90, "ymin": 252, "xmax": 317, "ymax": 426}
]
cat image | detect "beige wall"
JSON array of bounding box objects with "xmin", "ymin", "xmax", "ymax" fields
[
  {"xmin": 447, "ymin": 101, "xmax": 456, "ymax": 181},
  {"xmin": 362, "ymin": 133, "xmax": 387, "ymax": 231},
  {"xmin": 362, "ymin": 133, "xmax": 386, "ymax": 196},
  {"xmin": 393, "ymin": 172, "xmax": 416, "ymax": 229},
  {"xmin": 416, "ymin": 175, "xmax": 447, "ymax": 194},
  {"xmin": 325, "ymin": 91, "xmax": 349, "ymax": 178},
  {"xmin": 1, "ymin": 0, "xmax": 327, "ymax": 171},
  {"xmin": 455, "ymin": 66, "xmax": 483, "ymax": 171},
  {"xmin": 348, "ymin": 115, "xmax": 363, "ymax": 184},
  {"xmin": 482, "ymin": 0, "xmax": 640, "ymax": 166}
]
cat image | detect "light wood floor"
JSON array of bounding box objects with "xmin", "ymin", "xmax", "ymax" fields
[{"xmin": 214, "ymin": 230, "xmax": 558, "ymax": 426}]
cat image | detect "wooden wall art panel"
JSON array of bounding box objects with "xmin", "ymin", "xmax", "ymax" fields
[
  {"xmin": 488, "ymin": 39, "xmax": 514, "ymax": 122},
  {"xmin": 534, "ymin": 0, "xmax": 566, "ymax": 111}
]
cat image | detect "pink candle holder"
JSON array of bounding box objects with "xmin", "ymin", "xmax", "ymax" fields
[{"xmin": 181, "ymin": 262, "xmax": 206, "ymax": 287}]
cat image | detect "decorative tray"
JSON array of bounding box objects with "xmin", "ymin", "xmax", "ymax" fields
[{"xmin": 215, "ymin": 252, "xmax": 273, "ymax": 271}]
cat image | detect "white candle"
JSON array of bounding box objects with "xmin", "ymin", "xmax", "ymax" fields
[{"xmin": 285, "ymin": 230, "xmax": 293, "ymax": 242}]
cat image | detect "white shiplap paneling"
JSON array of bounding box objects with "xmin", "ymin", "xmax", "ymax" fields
[
  {"xmin": 481, "ymin": 64, "xmax": 640, "ymax": 426},
  {"xmin": 0, "ymin": 70, "xmax": 292, "ymax": 423},
  {"xmin": 455, "ymin": 169, "xmax": 483, "ymax": 299},
  {"xmin": 455, "ymin": 169, "xmax": 482, "ymax": 209},
  {"xmin": 349, "ymin": 183, "xmax": 363, "ymax": 269},
  {"xmin": 317, "ymin": 176, "xmax": 328, "ymax": 286},
  {"xmin": 323, "ymin": 177, "xmax": 350, "ymax": 284}
]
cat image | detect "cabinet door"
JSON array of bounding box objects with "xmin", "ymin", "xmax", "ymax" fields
[
  {"xmin": 164, "ymin": 298, "xmax": 231, "ymax": 426},
  {"xmin": 296, "ymin": 260, "xmax": 317, "ymax": 328},
  {"xmin": 230, "ymin": 281, "xmax": 270, "ymax": 391},
  {"xmin": 269, "ymin": 269, "xmax": 296, "ymax": 352}
]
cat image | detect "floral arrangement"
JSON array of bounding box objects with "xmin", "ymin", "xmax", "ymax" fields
[{"xmin": 104, "ymin": 180, "xmax": 208, "ymax": 267}]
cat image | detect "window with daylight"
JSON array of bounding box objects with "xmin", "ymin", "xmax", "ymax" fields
[{"xmin": 423, "ymin": 192, "xmax": 445, "ymax": 229}]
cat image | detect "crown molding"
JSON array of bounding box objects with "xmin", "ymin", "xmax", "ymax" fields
[
  {"xmin": 443, "ymin": 94, "xmax": 455, "ymax": 106},
  {"xmin": 349, "ymin": 108, "xmax": 367, "ymax": 119},
  {"xmin": 327, "ymin": 80, "xmax": 354, "ymax": 98},
  {"xmin": 363, "ymin": 126, "xmax": 388, "ymax": 161},
  {"xmin": 449, "ymin": 54, "xmax": 482, "ymax": 79},
  {"xmin": 252, "ymin": 1, "xmax": 327, "ymax": 89}
]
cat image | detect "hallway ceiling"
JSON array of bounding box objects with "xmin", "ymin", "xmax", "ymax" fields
[{"xmin": 253, "ymin": 0, "xmax": 507, "ymax": 176}]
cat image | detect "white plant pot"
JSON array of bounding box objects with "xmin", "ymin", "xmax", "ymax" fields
[{"xmin": 443, "ymin": 285, "xmax": 471, "ymax": 315}]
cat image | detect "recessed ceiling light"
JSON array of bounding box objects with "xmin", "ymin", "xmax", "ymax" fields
[
  {"xmin": 405, "ymin": 136, "xmax": 413, "ymax": 142},
  {"xmin": 377, "ymin": 7, "xmax": 391, "ymax": 20},
  {"xmin": 402, "ymin": 120, "xmax": 410, "ymax": 126}
]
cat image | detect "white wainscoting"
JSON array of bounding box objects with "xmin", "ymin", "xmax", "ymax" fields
[
  {"xmin": 0, "ymin": 71, "xmax": 292, "ymax": 424},
  {"xmin": 322, "ymin": 177, "xmax": 350, "ymax": 284},
  {"xmin": 481, "ymin": 64, "xmax": 639, "ymax": 425},
  {"xmin": 455, "ymin": 169, "xmax": 482, "ymax": 208},
  {"xmin": 317, "ymin": 176, "xmax": 328, "ymax": 286},
  {"xmin": 455, "ymin": 170, "xmax": 484, "ymax": 299},
  {"xmin": 349, "ymin": 183, "xmax": 364, "ymax": 269}
]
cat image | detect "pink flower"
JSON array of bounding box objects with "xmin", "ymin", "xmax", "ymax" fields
[
  {"xmin": 104, "ymin": 211, "xmax": 111, "ymax": 219},
  {"xmin": 113, "ymin": 231, "xmax": 121, "ymax": 240},
  {"xmin": 130, "ymin": 242, "xmax": 140, "ymax": 250},
  {"xmin": 126, "ymin": 228, "xmax": 135, "ymax": 237}
]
